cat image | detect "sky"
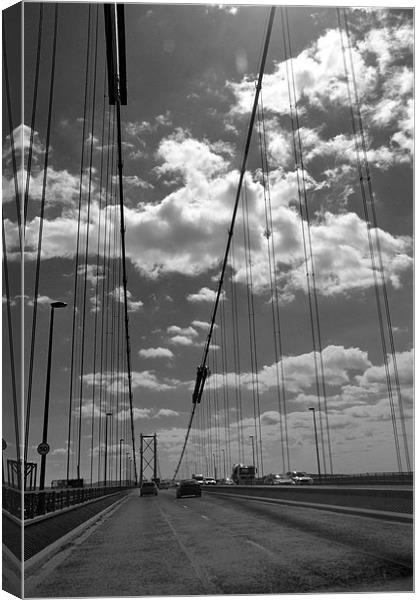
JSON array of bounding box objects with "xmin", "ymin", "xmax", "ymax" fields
[{"xmin": 2, "ymin": 2, "xmax": 414, "ymax": 484}]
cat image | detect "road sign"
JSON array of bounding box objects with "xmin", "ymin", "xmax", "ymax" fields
[{"xmin": 37, "ymin": 442, "xmax": 50, "ymax": 456}]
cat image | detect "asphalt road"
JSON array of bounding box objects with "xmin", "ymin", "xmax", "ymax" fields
[{"xmin": 25, "ymin": 488, "xmax": 413, "ymax": 597}]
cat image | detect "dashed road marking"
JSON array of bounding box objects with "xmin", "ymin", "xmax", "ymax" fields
[
  {"xmin": 157, "ymin": 504, "xmax": 221, "ymax": 594},
  {"xmin": 246, "ymin": 539, "xmax": 277, "ymax": 559}
]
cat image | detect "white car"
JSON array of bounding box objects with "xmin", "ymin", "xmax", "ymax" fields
[
  {"xmin": 264, "ymin": 473, "xmax": 295, "ymax": 485},
  {"xmin": 204, "ymin": 477, "xmax": 216, "ymax": 485},
  {"xmin": 287, "ymin": 471, "xmax": 314, "ymax": 485}
]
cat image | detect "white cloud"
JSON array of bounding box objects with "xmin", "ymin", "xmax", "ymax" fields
[
  {"xmin": 167, "ymin": 325, "xmax": 198, "ymax": 337},
  {"xmin": 155, "ymin": 409, "xmax": 179, "ymax": 418},
  {"xmin": 187, "ymin": 287, "xmax": 224, "ymax": 303},
  {"xmin": 154, "ymin": 128, "xmax": 229, "ymax": 183},
  {"xmin": 83, "ymin": 370, "xmax": 183, "ymax": 392},
  {"xmin": 169, "ymin": 335, "xmax": 195, "ymax": 347},
  {"xmin": 110, "ymin": 286, "xmax": 143, "ymax": 312},
  {"xmin": 139, "ymin": 347, "xmax": 174, "ymax": 359},
  {"xmin": 191, "ymin": 320, "xmax": 212, "ymax": 330}
]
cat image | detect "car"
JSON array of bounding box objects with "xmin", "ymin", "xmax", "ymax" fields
[
  {"xmin": 264, "ymin": 473, "xmax": 295, "ymax": 485},
  {"xmin": 223, "ymin": 477, "xmax": 235, "ymax": 485},
  {"xmin": 176, "ymin": 479, "xmax": 202, "ymax": 498},
  {"xmin": 204, "ymin": 477, "xmax": 217, "ymax": 485},
  {"xmin": 287, "ymin": 471, "xmax": 314, "ymax": 485},
  {"xmin": 140, "ymin": 481, "xmax": 158, "ymax": 496}
]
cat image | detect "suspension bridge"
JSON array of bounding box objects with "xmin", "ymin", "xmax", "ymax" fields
[{"xmin": 2, "ymin": 3, "xmax": 413, "ymax": 596}]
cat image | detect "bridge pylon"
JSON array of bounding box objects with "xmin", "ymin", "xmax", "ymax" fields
[{"xmin": 139, "ymin": 434, "xmax": 158, "ymax": 485}]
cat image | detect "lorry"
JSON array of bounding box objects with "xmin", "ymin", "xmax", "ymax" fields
[{"xmin": 231, "ymin": 464, "xmax": 256, "ymax": 485}]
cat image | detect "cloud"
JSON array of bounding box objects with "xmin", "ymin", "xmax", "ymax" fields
[
  {"xmin": 83, "ymin": 370, "xmax": 183, "ymax": 392},
  {"xmin": 356, "ymin": 349, "xmax": 413, "ymax": 390},
  {"xmin": 131, "ymin": 371, "xmax": 181, "ymax": 391},
  {"xmin": 167, "ymin": 325, "xmax": 198, "ymax": 337},
  {"xmin": 77, "ymin": 264, "xmax": 104, "ymax": 285},
  {"xmin": 209, "ymin": 344, "xmax": 372, "ymax": 396},
  {"xmin": 191, "ymin": 320, "xmax": 212, "ymax": 330},
  {"xmin": 187, "ymin": 287, "xmax": 224, "ymax": 303},
  {"xmin": 154, "ymin": 128, "xmax": 229, "ymax": 183},
  {"xmin": 169, "ymin": 335, "xmax": 195, "ymax": 347},
  {"xmin": 166, "ymin": 323, "xmax": 212, "ymax": 348},
  {"xmin": 139, "ymin": 347, "xmax": 174, "ymax": 359},
  {"xmin": 122, "ymin": 175, "xmax": 153, "ymax": 190},
  {"xmin": 3, "ymin": 123, "xmax": 44, "ymax": 160},
  {"xmin": 110, "ymin": 286, "xmax": 143, "ymax": 312},
  {"xmin": 155, "ymin": 409, "xmax": 179, "ymax": 418},
  {"xmin": 22, "ymin": 294, "xmax": 62, "ymax": 307}
]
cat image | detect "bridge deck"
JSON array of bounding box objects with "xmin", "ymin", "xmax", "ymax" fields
[{"xmin": 24, "ymin": 488, "xmax": 413, "ymax": 597}]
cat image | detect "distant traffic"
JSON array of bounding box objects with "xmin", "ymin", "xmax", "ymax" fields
[{"xmin": 139, "ymin": 464, "xmax": 315, "ymax": 499}]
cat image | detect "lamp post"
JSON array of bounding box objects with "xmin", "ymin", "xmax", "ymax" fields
[
  {"xmin": 104, "ymin": 412, "xmax": 112, "ymax": 486},
  {"xmin": 119, "ymin": 438, "xmax": 124, "ymax": 486},
  {"xmin": 308, "ymin": 407, "xmax": 321, "ymax": 482},
  {"xmin": 249, "ymin": 435, "xmax": 255, "ymax": 467},
  {"xmin": 39, "ymin": 301, "xmax": 67, "ymax": 492},
  {"xmin": 126, "ymin": 452, "xmax": 129, "ymax": 485},
  {"xmin": 213, "ymin": 453, "xmax": 217, "ymax": 480},
  {"xmin": 221, "ymin": 448, "xmax": 226, "ymax": 479}
]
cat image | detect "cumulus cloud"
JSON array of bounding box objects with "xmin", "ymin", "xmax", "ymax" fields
[
  {"xmin": 187, "ymin": 287, "xmax": 225, "ymax": 303},
  {"xmin": 139, "ymin": 347, "xmax": 174, "ymax": 359},
  {"xmin": 155, "ymin": 408, "xmax": 179, "ymax": 418},
  {"xmin": 83, "ymin": 370, "xmax": 183, "ymax": 392},
  {"xmin": 191, "ymin": 320, "xmax": 213, "ymax": 330},
  {"xmin": 356, "ymin": 349, "xmax": 413, "ymax": 390},
  {"xmin": 110, "ymin": 286, "xmax": 143, "ymax": 312}
]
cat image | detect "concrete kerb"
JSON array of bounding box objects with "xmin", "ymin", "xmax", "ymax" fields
[
  {"xmin": 209, "ymin": 491, "xmax": 413, "ymax": 524},
  {"xmin": 24, "ymin": 492, "xmax": 129, "ymax": 572}
]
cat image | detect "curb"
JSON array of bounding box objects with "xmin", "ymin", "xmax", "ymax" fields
[{"xmin": 24, "ymin": 493, "xmax": 129, "ymax": 571}]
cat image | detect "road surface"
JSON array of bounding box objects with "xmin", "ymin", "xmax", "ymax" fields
[{"xmin": 25, "ymin": 488, "xmax": 413, "ymax": 597}]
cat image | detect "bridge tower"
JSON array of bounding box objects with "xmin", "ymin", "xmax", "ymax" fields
[{"xmin": 140, "ymin": 434, "xmax": 158, "ymax": 485}]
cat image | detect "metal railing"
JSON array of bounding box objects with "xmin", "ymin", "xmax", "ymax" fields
[
  {"xmin": 245, "ymin": 471, "xmax": 413, "ymax": 486},
  {"xmin": 310, "ymin": 471, "xmax": 413, "ymax": 485},
  {"xmin": 3, "ymin": 484, "xmax": 133, "ymax": 520}
]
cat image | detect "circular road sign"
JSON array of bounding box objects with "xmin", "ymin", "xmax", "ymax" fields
[{"xmin": 37, "ymin": 442, "xmax": 50, "ymax": 456}]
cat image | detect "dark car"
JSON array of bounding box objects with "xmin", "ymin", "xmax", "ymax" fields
[
  {"xmin": 140, "ymin": 481, "xmax": 158, "ymax": 496},
  {"xmin": 176, "ymin": 479, "xmax": 202, "ymax": 498}
]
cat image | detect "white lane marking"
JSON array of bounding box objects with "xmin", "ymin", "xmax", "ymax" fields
[
  {"xmin": 157, "ymin": 504, "xmax": 221, "ymax": 594},
  {"xmin": 201, "ymin": 515, "xmax": 209, "ymax": 520},
  {"xmin": 183, "ymin": 505, "xmax": 189, "ymax": 509},
  {"xmin": 246, "ymin": 539, "xmax": 277, "ymax": 559}
]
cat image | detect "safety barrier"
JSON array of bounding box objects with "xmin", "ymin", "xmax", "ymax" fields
[{"xmin": 2, "ymin": 485, "xmax": 133, "ymax": 520}]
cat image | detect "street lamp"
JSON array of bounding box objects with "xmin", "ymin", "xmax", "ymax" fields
[
  {"xmin": 221, "ymin": 448, "xmax": 226, "ymax": 480},
  {"xmin": 104, "ymin": 412, "xmax": 113, "ymax": 486},
  {"xmin": 39, "ymin": 301, "xmax": 67, "ymax": 492},
  {"xmin": 249, "ymin": 435, "xmax": 255, "ymax": 467},
  {"xmin": 308, "ymin": 407, "xmax": 321, "ymax": 482},
  {"xmin": 119, "ymin": 438, "xmax": 124, "ymax": 486},
  {"xmin": 213, "ymin": 453, "xmax": 217, "ymax": 480}
]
